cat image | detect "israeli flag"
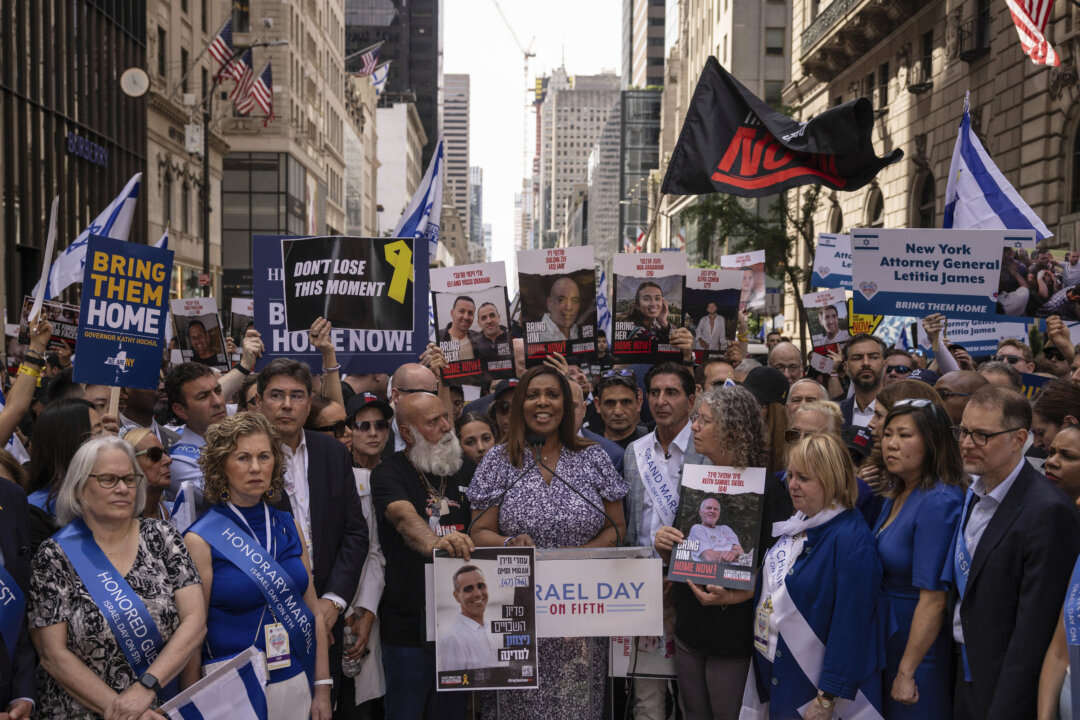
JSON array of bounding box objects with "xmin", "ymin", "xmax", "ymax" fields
[
  {"xmin": 154, "ymin": 227, "xmax": 169, "ymax": 250},
  {"xmin": 170, "ymin": 481, "xmax": 199, "ymax": 534},
  {"xmin": 596, "ymin": 269, "xmax": 612, "ymax": 339},
  {"xmin": 372, "ymin": 62, "xmax": 390, "ymax": 96},
  {"xmin": 944, "ymin": 92, "xmax": 1051, "ymax": 241},
  {"xmin": 160, "ymin": 647, "xmax": 267, "ymax": 720},
  {"xmin": 155, "ymin": 228, "xmax": 174, "ymax": 345},
  {"xmin": 31, "ymin": 173, "xmax": 142, "ymax": 300},
  {"xmin": 393, "ymin": 139, "xmax": 444, "ymax": 261}
]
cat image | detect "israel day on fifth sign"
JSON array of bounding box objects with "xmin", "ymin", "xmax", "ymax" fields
[{"xmin": 850, "ymin": 228, "xmax": 1035, "ymax": 321}]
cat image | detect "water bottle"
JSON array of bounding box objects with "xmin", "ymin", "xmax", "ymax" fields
[{"xmin": 341, "ymin": 625, "xmax": 363, "ymax": 677}]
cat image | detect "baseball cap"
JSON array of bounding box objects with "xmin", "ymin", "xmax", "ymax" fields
[
  {"xmin": 741, "ymin": 366, "xmax": 788, "ymax": 405},
  {"xmin": 493, "ymin": 378, "xmax": 519, "ymax": 400},
  {"xmin": 345, "ymin": 392, "xmax": 393, "ymax": 421},
  {"xmin": 907, "ymin": 368, "xmax": 940, "ymax": 386},
  {"xmin": 843, "ymin": 425, "xmax": 874, "ymax": 461}
]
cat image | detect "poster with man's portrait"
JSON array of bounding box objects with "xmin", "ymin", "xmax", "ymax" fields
[
  {"xmin": 431, "ymin": 263, "xmax": 514, "ymax": 385},
  {"xmin": 434, "ymin": 547, "xmax": 537, "ymax": 692},
  {"xmin": 802, "ymin": 289, "xmax": 849, "ymax": 374},
  {"xmin": 611, "ymin": 253, "xmax": 686, "ymax": 363},
  {"xmin": 684, "ymin": 268, "xmax": 742, "ymax": 364},
  {"xmin": 170, "ymin": 297, "xmax": 229, "ymax": 372},
  {"xmin": 228, "ymin": 298, "xmax": 254, "ymax": 366},
  {"xmin": 721, "ymin": 250, "xmax": 766, "ymax": 313},
  {"xmin": 518, "ymin": 246, "xmax": 597, "ymax": 366}
]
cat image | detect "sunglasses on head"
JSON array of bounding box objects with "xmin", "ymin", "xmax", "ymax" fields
[
  {"xmin": 884, "ymin": 364, "xmax": 912, "ymax": 375},
  {"xmin": 601, "ymin": 369, "xmax": 635, "ymax": 379},
  {"xmin": 349, "ymin": 419, "xmax": 390, "ymax": 433},
  {"xmin": 135, "ymin": 446, "xmax": 165, "ymax": 462},
  {"xmin": 314, "ymin": 420, "xmax": 349, "ymax": 438}
]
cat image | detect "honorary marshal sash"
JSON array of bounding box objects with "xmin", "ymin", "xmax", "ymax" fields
[
  {"xmin": 0, "ymin": 562, "xmax": 24, "ymax": 661},
  {"xmin": 633, "ymin": 437, "xmax": 680, "ymax": 528}
]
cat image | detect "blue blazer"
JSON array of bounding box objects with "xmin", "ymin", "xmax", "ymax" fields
[{"xmin": 0, "ymin": 478, "xmax": 34, "ymax": 709}]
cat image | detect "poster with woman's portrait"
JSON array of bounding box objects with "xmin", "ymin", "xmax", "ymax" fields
[
  {"xmin": 170, "ymin": 297, "xmax": 229, "ymax": 372},
  {"xmin": 430, "ymin": 262, "xmax": 514, "ymax": 385},
  {"xmin": 684, "ymin": 268, "xmax": 742, "ymax": 364},
  {"xmin": 721, "ymin": 250, "xmax": 766, "ymax": 313},
  {"xmin": 518, "ymin": 246, "xmax": 597, "ymax": 366},
  {"xmin": 666, "ymin": 465, "xmax": 765, "ymax": 591},
  {"xmin": 612, "ymin": 253, "xmax": 686, "ymax": 363},
  {"xmin": 802, "ymin": 288, "xmax": 849, "ymax": 374}
]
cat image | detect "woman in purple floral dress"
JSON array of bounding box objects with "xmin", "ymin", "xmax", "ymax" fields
[{"xmin": 469, "ymin": 365, "xmax": 628, "ymax": 719}]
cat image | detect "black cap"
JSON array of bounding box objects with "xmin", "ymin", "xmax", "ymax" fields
[
  {"xmin": 843, "ymin": 425, "xmax": 874, "ymax": 460},
  {"xmin": 908, "ymin": 368, "xmax": 940, "ymax": 386},
  {"xmin": 493, "ymin": 378, "xmax": 519, "ymax": 400},
  {"xmin": 345, "ymin": 392, "xmax": 393, "ymax": 421},
  {"xmin": 741, "ymin": 365, "xmax": 788, "ymax": 405}
]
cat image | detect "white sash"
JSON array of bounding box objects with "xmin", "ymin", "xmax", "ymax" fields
[{"xmin": 634, "ymin": 437, "xmax": 680, "ymax": 527}]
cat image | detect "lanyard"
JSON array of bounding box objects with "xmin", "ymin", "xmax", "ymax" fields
[{"xmin": 226, "ymin": 501, "xmax": 274, "ymax": 558}]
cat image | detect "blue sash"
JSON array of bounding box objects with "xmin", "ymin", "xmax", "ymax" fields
[
  {"xmin": 168, "ymin": 443, "xmax": 202, "ymax": 463},
  {"xmin": 952, "ymin": 489, "xmax": 976, "ymax": 682},
  {"xmin": 0, "ymin": 562, "xmax": 25, "ymax": 661},
  {"xmin": 1065, "ymin": 556, "xmax": 1080, "ymax": 720},
  {"xmin": 189, "ymin": 507, "xmax": 316, "ymax": 686},
  {"xmin": 53, "ymin": 519, "xmax": 175, "ymax": 696},
  {"xmin": 27, "ymin": 488, "xmax": 55, "ymax": 515}
]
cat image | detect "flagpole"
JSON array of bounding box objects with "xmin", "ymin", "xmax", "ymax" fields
[
  {"xmin": 641, "ymin": 194, "xmax": 665, "ymax": 252},
  {"xmin": 344, "ymin": 41, "xmax": 384, "ymax": 62},
  {"xmin": 170, "ymin": 17, "xmax": 231, "ymax": 102}
]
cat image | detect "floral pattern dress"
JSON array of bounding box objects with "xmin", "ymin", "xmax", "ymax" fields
[
  {"xmin": 28, "ymin": 518, "xmax": 200, "ymax": 719},
  {"xmin": 468, "ymin": 442, "xmax": 629, "ymax": 720}
]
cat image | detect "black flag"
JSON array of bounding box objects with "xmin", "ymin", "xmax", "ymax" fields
[{"xmin": 661, "ymin": 57, "xmax": 903, "ymax": 197}]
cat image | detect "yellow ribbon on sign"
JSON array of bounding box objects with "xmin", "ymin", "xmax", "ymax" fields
[{"xmin": 384, "ymin": 240, "xmax": 414, "ymax": 304}]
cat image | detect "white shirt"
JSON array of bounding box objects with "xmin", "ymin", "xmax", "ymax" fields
[
  {"xmin": 688, "ymin": 523, "xmax": 740, "ymax": 561},
  {"xmin": 952, "ymin": 457, "xmax": 1026, "ymax": 643},
  {"xmin": 852, "ymin": 397, "xmax": 876, "ymax": 429},
  {"xmin": 694, "ymin": 315, "xmax": 726, "ymax": 351},
  {"xmin": 282, "ymin": 436, "xmax": 312, "ymax": 563},
  {"xmin": 637, "ymin": 421, "xmax": 693, "ymax": 547},
  {"xmin": 439, "ymin": 614, "xmax": 503, "ymax": 670},
  {"xmin": 534, "ymin": 312, "xmax": 580, "ymax": 342},
  {"xmin": 1063, "ymin": 261, "xmax": 1080, "ymax": 288},
  {"xmin": 392, "ymin": 418, "xmax": 406, "ymax": 452}
]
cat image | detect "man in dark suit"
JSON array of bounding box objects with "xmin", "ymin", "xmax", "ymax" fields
[
  {"xmin": 0, "ymin": 475, "xmax": 34, "ymax": 718},
  {"xmin": 255, "ymin": 358, "xmax": 369, "ymax": 705},
  {"xmin": 949, "ymin": 385, "xmax": 1080, "ymax": 720}
]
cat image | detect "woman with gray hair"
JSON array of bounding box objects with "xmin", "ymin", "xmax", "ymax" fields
[
  {"xmin": 28, "ymin": 436, "xmax": 205, "ymax": 720},
  {"xmin": 653, "ymin": 385, "xmax": 793, "ymax": 720}
]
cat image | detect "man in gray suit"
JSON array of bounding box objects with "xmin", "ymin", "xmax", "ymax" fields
[{"xmin": 623, "ymin": 361, "xmax": 699, "ymax": 718}]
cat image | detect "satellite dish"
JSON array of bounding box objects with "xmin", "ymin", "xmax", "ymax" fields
[{"xmin": 120, "ymin": 67, "xmax": 150, "ymax": 98}]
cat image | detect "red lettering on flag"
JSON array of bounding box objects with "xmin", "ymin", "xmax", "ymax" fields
[{"xmin": 711, "ymin": 126, "xmax": 847, "ymax": 190}]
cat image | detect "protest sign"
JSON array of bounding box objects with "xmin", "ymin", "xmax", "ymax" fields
[
  {"xmin": 685, "ymin": 267, "xmax": 742, "ymax": 363},
  {"xmin": 170, "ymin": 298, "xmax": 229, "ymax": 372},
  {"xmin": 610, "ymin": 635, "xmax": 676, "ymax": 679},
  {"xmin": 74, "ymin": 236, "xmax": 172, "ymax": 390},
  {"xmin": 280, "ymin": 236, "xmax": 415, "ymax": 332},
  {"xmin": 611, "ymin": 253, "xmax": 686, "ymax": 363},
  {"xmin": 801, "ymin": 289, "xmax": 849, "ymax": 373},
  {"xmin": 434, "ymin": 547, "xmax": 537, "ymax": 692},
  {"xmin": 253, "ymin": 234, "xmax": 429, "ymax": 374},
  {"xmin": 18, "ymin": 296, "xmax": 79, "ymax": 353},
  {"xmin": 518, "ymin": 246, "xmax": 597, "ymax": 364},
  {"xmin": 228, "ymin": 298, "xmax": 254, "ymax": 365},
  {"xmin": 431, "ymin": 263, "xmax": 514, "ymax": 384},
  {"xmin": 915, "ymin": 317, "xmax": 1029, "ymax": 356},
  {"xmin": 812, "ymin": 233, "xmax": 852, "ymax": 289},
  {"xmin": 666, "ymin": 465, "xmax": 765, "ymax": 591},
  {"xmin": 720, "ymin": 250, "xmax": 766, "ymax": 312},
  {"xmin": 850, "ymin": 228, "xmax": 1038, "ymax": 321},
  {"xmin": 1019, "ymin": 372, "xmax": 1052, "ymax": 401}
]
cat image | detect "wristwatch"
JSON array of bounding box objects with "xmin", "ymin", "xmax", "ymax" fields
[
  {"xmin": 816, "ymin": 691, "xmax": 836, "ymax": 710},
  {"xmin": 138, "ymin": 672, "xmax": 162, "ymax": 695}
]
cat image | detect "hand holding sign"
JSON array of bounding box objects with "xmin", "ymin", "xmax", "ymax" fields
[{"xmin": 27, "ymin": 314, "xmax": 54, "ymax": 357}]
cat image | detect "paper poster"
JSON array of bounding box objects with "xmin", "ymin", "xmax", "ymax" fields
[
  {"xmin": 609, "ymin": 634, "xmax": 676, "ymax": 679},
  {"xmin": 685, "ymin": 267, "xmax": 743, "ymax": 363},
  {"xmin": 802, "ymin": 289, "xmax": 848, "ymax": 373},
  {"xmin": 434, "ymin": 547, "xmax": 537, "ymax": 692},
  {"xmin": 228, "ymin": 298, "xmax": 254, "ymax": 365},
  {"xmin": 280, "ymin": 236, "xmax": 415, "ymax": 332},
  {"xmin": 253, "ymin": 234, "xmax": 429, "ymax": 374},
  {"xmin": 915, "ymin": 317, "xmax": 1030, "ymax": 357},
  {"xmin": 74, "ymin": 236, "xmax": 173, "ymax": 390},
  {"xmin": 430, "ymin": 263, "xmax": 514, "ymax": 384},
  {"xmin": 850, "ymin": 228, "xmax": 1039, "ymax": 321},
  {"xmin": 666, "ymin": 465, "xmax": 766, "ymax": 591},
  {"xmin": 18, "ymin": 296, "xmax": 79, "ymax": 353},
  {"xmin": 611, "ymin": 253, "xmax": 686, "ymax": 363},
  {"xmin": 720, "ymin": 250, "xmax": 766, "ymax": 312},
  {"xmin": 170, "ymin": 298, "xmax": 229, "ymax": 372},
  {"xmin": 812, "ymin": 233, "xmax": 852, "ymax": 289},
  {"xmin": 518, "ymin": 246, "xmax": 597, "ymax": 365}
]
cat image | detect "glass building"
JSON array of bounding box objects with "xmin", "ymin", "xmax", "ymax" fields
[{"xmin": 619, "ymin": 89, "xmax": 661, "ymax": 257}]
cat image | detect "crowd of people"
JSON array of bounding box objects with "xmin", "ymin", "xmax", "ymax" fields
[{"xmin": 2, "ymin": 298, "xmax": 1080, "ymax": 720}]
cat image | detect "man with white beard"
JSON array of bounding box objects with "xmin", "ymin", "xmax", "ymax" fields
[{"xmin": 371, "ymin": 392, "xmax": 475, "ymax": 720}]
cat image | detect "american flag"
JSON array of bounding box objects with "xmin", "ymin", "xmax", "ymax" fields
[
  {"xmin": 229, "ymin": 48, "xmax": 255, "ymax": 106},
  {"xmin": 353, "ymin": 42, "xmax": 382, "ymax": 77},
  {"xmin": 249, "ymin": 62, "xmax": 274, "ymax": 126},
  {"xmin": 208, "ymin": 19, "xmax": 243, "ymax": 80},
  {"xmin": 1005, "ymin": 0, "xmax": 1059, "ymax": 65}
]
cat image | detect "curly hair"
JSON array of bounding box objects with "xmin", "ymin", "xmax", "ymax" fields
[
  {"xmin": 696, "ymin": 385, "xmax": 768, "ymax": 470},
  {"xmin": 199, "ymin": 412, "xmax": 286, "ymax": 504}
]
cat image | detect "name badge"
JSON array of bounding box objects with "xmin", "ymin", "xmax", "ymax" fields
[
  {"xmin": 265, "ymin": 622, "xmax": 291, "ymax": 671},
  {"xmin": 753, "ymin": 600, "xmax": 773, "ymax": 658}
]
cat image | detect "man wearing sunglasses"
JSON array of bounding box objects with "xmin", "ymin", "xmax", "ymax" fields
[
  {"xmin": 882, "ymin": 349, "xmax": 915, "ymax": 387},
  {"xmin": 992, "ymin": 338, "xmax": 1035, "ymax": 374},
  {"xmin": 948, "ymin": 385, "xmax": 1080, "ymax": 720}
]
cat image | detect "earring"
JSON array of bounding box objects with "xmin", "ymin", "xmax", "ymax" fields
[{"xmin": 221, "ymin": 488, "xmax": 230, "ymax": 501}]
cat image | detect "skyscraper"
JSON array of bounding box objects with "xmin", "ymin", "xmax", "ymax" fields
[
  {"xmin": 444, "ymin": 74, "xmax": 470, "ymax": 241},
  {"xmin": 468, "ymin": 166, "xmax": 483, "ymax": 263}
]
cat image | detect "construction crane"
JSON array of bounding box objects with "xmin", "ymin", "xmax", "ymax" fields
[{"xmin": 491, "ymin": 0, "xmax": 536, "ymax": 181}]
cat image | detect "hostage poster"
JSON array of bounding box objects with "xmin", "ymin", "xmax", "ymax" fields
[
  {"xmin": 74, "ymin": 236, "xmax": 173, "ymax": 390},
  {"xmin": 253, "ymin": 234, "xmax": 429, "ymax": 374},
  {"xmin": 666, "ymin": 464, "xmax": 765, "ymax": 591},
  {"xmin": 518, "ymin": 246, "xmax": 597, "ymax": 365},
  {"xmin": 684, "ymin": 267, "xmax": 742, "ymax": 363},
  {"xmin": 611, "ymin": 253, "xmax": 686, "ymax": 363},
  {"xmin": 434, "ymin": 547, "xmax": 537, "ymax": 692},
  {"xmin": 720, "ymin": 249, "xmax": 766, "ymax": 312},
  {"xmin": 430, "ymin": 262, "xmax": 514, "ymax": 384},
  {"xmin": 802, "ymin": 288, "xmax": 849, "ymax": 374},
  {"xmin": 19, "ymin": 296, "xmax": 79, "ymax": 353},
  {"xmin": 170, "ymin": 297, "xmax": 230, "ymax": 372}
]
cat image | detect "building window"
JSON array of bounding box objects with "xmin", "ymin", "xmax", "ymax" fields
[
  {"xmin": 181, "ymin": 48, "xmax": 189, "ymax": 92},
  {"xmin": 764, "ymin": 81, "xmax": 783, "ymax": 108},
  {"xmin": 866, "ymin": 187, "xmax": 884, "ymax": 228},
  {"xmin": 157, "ymin": 27, "xmax": 167, "ymax": 79},
  {"xmin": 828, "ymin": 204, "xmax": 844, "ymax": 233},
  {"xmin": 233, "ymin": 1, "xmax": 250, "ymax": 34},
  {"xmin": 877, "ymin": 62, "xmax": 889, "ymax": 108},
  {"xmin": 202, "ymin": 0, "xmax": 208, "ymax": 32},
  {"xmin": 181, "ymin": 0, "xmax": 188, "ymax": 13},
  {"xmin": 162, "ymin": 173, "xmax": 173, "ymax": 228},
  {"xmin": 915, "ymin": 174, "xmax": 936, "ymax": 228},
  {"xmin": 181, "ymin": 182, "xmax": 190, "ymax": 233},
  {"xmin": 920, "ymin": 30, "xmax": 933, "ymax": 79},
  {"xmin": 765, "ymin": 28, "xmax": 784, "ymax": 55}
]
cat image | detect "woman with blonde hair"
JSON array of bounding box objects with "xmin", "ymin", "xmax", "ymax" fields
[{"xmin": 120, "ymin": 426, "xmax": 173, "ymax": 521}]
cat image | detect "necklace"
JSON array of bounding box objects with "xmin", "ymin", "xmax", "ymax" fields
[
  {"xmin": 98, "ymin": 520, "xmax": 136, "ymax": 557},
  {"xmin": 404, "ymin": 452, "xmax": 449, "ymax": 516}
]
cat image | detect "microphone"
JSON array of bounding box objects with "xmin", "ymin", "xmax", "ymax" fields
[
  {"xmin": 465, "ymin": 433, "xmax": 545, "ymax": 536},
  {"xmin": 535, "ymin": 450, "xmax": 624, "ymax": 548}
]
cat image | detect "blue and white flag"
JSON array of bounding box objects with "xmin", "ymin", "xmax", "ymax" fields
[
  {"xmin": 160, "ymin": 647, "xmax": 267, "ymax": 720},
  {"xmin": 596, "ymin": 269, "xmax": 612, "ymax": 339},
  {"xmin": 371, "ymin": 61, "xmax": 391, "ymax": 96},
  {"xmin": 154, "ymin": 226, "xmax": 169, "ymax": 250},
  {"xmin": 944, "ymin": 92, "xmax": 1051, "ymax": 241},
  {"xmin": 31, "ymin": 173, "xmax": 142, "ymax": 300},
  {"xmin": 393, "ymin": 139, "xmax": 443, "ymax": 260},
  {"xmin": 155, "ymin": 227, "xmax": 174, "ymax": 344}
]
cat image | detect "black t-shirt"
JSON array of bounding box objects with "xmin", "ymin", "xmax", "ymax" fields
[{"xmin": 371, "ymin": 451, "xmax": 475, "ymax": 646}]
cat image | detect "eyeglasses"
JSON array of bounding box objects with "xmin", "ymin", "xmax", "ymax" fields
[
  {"xmin": 689, "ymin": 412, "xmax": 713, "ymax": 424},
  {"xmin": 884, "ymin": 365, "xmax": 912, "ymax": 375},
  {"xmin": 349, "ymin": 419, "xmax": 390, "ymax": 433},
  {"xmin": 494, "ymin": 400, "xmax": 511, "ymax": 413},
  {"xmin": 1044, "ymin": 347, "xmax": 1065, "ymax": 361},
  {"xmin": 90, "ymin": 473, "xmax": 141, "ymax": 489},
  {"xmin": 601, "ymin": 369, "xmax": 635, "ymax": 379},
  {"xmin": 936, "ymin": 389, "xmax": 971, "ymax": 400},
  {"xmin": 951, "ymin": 425, "xmax": 1024, "ymax": 446},
  {"xmin": 313, "ymin": 420, "xmax": 349, "ymax": 438},
  {"xmin": 784, "ymin": 428, "xmax": 819, "ymax": 444},
  {"xmin": 264, "ymin": 390, "xmax": 310, "ymax": 404},
  {"xmin": 893, "ymin": 398, "xmax": 933, "ymax": 408},
  {"xmin": 993, "ymin": 355, "xmax": 1024, "ymax": 365},
  {"xmin": 134, "ymin": 446, "xmax": 165, "ymax": 462}
]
